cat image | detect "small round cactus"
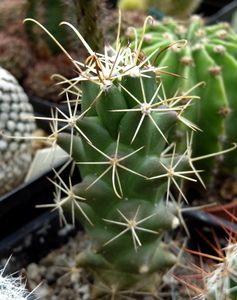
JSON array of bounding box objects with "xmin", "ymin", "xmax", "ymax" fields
[
  {"xmin": 0, "ymin": 0, "xmax": 28, "ymax": 29},
  {"xmin": 0, "ymin": 33, "xmax": 33, "ymax": 80},
  {"xmin": 0, "ymin": 68, "xmax": 36, "ymax": 196}
]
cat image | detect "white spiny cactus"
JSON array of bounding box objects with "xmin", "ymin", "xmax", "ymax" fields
[{"xmin": 0, "ymin": 257, "xmax": 36, "ymax": 300}]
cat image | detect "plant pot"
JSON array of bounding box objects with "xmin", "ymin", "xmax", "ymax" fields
[
  {"xmin": 202, "ymin": 201, "xmax": 237, "ymax": 222},
  {"xmin": 204, "ymin": 0, "xmax": 237, "ymax": 25},
  {"xmin": 0, "ymin": 158, "xmax": 81, "ymax": 273}
]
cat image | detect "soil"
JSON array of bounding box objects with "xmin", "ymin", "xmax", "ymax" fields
[{"xmin": 23, "ymin": 229, "xmax": 199, "ymax": 300}]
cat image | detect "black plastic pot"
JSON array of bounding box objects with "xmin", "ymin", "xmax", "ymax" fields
[
  {"xmin": 205, "ymin": 0, "xmax": 237, "ymax": 25},
  {"xmin": 0, "ymin": 159, "xmax": 81, "ymax": 273}
]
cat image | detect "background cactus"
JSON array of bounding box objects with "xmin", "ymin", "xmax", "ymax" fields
[
  {"xmin": 22, "ymin": 57, "xmax": 76, "ymax": 102},
  {"xmin": 0, "ymin": 256, "xmax": 34, "ymax": 300},
  {"xmin": 24, "ymin": 17, "xmax": 217, "ymax": 298},
  {"xmin": 0, "ymin": 0, "xmax": 28, "ymax": 29},
  {"xmin": 0, "ymin": 0, "xmax": 82, "ymax": 102},
  {"xmin": 0, "ymin": 33, "xmax": 33, "ymax": 80},
  {"xmin": 24, "ymin": 0, "xmax": 82, "ymax": 57},
  {"xmin": 178, "ymin": 211, "xmax": 237, "ymax": 300},
  {"xmin": 118, "ymin": 0, "xmax": 202, "ymax": 18},
  {"xmin": 0, "ymin": 67, "xmax": 36, "ymax": 196},
  {"xmin": 125, "ymin": 16, "xmax": 237, "ymax": 183},
  {"xmin": 178, "ymin": 244, "xmax": 237, "ymax": 300},
  {"xmin": 202, "ymin": 244, "xmax": 237, "ymax": 300},
  {"xmin": 0, "ymin": 0, "xmax": 123, "ymax": 103}
]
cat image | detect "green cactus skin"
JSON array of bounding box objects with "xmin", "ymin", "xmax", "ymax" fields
[{"xmin": 125, "ymin": 16, "xmax": 237, "ymax": 182}]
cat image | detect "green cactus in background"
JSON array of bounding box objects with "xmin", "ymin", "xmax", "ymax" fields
[
  {"xmin": 125, "ymin": 16, "xmax": 237, "ymax": 182},
  {"xmin": 72, "ymin": 0, "xmax": 106, "ymax": 53},
  {"xmin": 25, "ymin": 0, "xmax": 75, "ymax": 57},
  {"xmin": 118, "ymin": 0, "xmax": 202, "ymax": 18},
  {"xmin": 25, "ymin": 0, "xmax": 107, "ymax": 57}
]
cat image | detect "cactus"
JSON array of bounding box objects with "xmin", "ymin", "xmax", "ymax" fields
[
  {"xmin": 0, "ymin": 256, "xmax": 36, "ymax": 300},
  {"xmin": 118, "ymin": 0, "xmax": 202, "ymax": 18},
  {"xmin": 203, "ymin": 244, "xmax": 237, "ymax": 300},
  {"xmin": 72, "ymin": 0, "xmax": 106, "ymax": 53},
  {"xmin": 25, "ymin": 0, "xmax": 77, "ymax": 57},
  {"xmin": 177, "ymin": 210, "xmax": 237, "ymax": 300},
  {"xmin": 20, "ymin": 16, "xmax": 231, "ymax": 298},
  {"xmin": 177, "ymin": 243, "xmax": 237, "ymax": 300},
  {"xmin": 0, "ymin": 33, "xmax": 33, "ymax": 80},
  {"xmin": 22, "ymin": 60, "xmax": 65, "ymax": 102},
  {"xmin": 125, "ymin": 16, "xmax": 237, "ymax": 182},
  {"xmin": 0, "ymin": 0, "xmax": 28, "ymax": 29},
  {"xmin": 0, "ymin": 67, "xmax": 36, "ymax": 196}
]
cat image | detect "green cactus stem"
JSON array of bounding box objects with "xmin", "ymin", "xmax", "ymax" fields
[
  {"xmin": 125, "ymin": 16, "xmax": 237, "ymax": 182},
  {"xmin": 72, "ymin": 0, "xmax": 105, "ymax": 53},
  {"xmin": 55, "ymin": 74, "xmax": 192, "ymax": 297}
]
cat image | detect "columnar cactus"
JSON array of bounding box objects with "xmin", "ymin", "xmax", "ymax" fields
[
  {"xmin": 118, "ymin": 0, "xmax": 202, "ymax": 18},
  {"xmin": 22, "ymin": 18, "xmax": 217, "ymax": 298},
  {"xmin": 0, "ymin": 67, "xmax": 36, "ymax": 196},
  {"xmin": 125, "ymin": 16, "xmax": 237, "ymax": 181},
  {"xmin": 25, "ymin": 0, "xmax": 75, "ymax": 56}
]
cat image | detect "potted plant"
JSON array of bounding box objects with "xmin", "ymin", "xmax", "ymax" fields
[
  {"xmin": 2, "ymin": 2, "xmax": 237, "ymax": 299},
  {"xmin": 12, "ymin": 9, "xmax": 237, "ymax": 296}
]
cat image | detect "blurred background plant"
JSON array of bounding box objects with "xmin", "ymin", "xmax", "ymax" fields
[
  {"xmin": 0, "ymin": 0, "xmax": 147, "ymax": 104},
  {"xmin": 177, "ymin": 209, "xmax": 237, "ymax": 300}
]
